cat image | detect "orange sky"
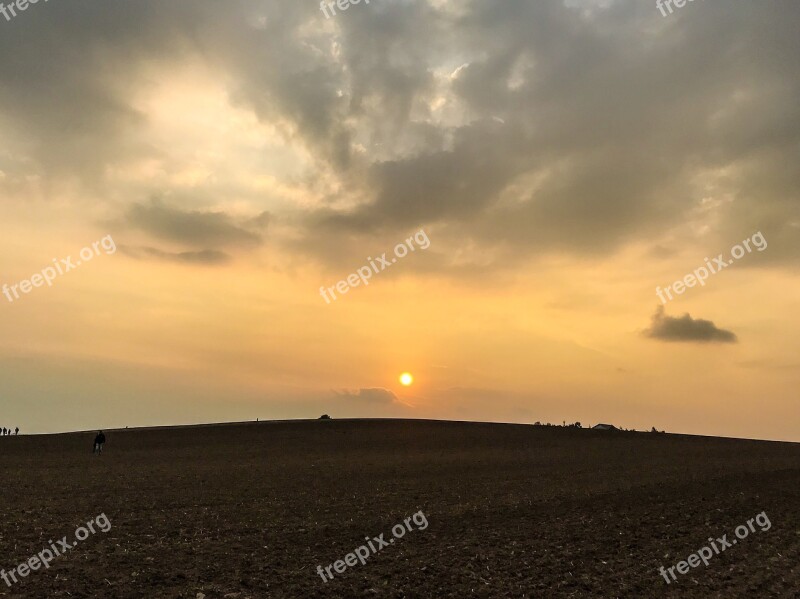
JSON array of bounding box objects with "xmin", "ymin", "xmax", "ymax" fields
[{"xmin": 1, "ymin": 0, "xmax": 798, "ymax": 440}]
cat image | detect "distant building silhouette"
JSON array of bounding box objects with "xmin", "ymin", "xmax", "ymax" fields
[{"xmin": 592, "ymin": 423, "xmax": 619, "ymax": 431}]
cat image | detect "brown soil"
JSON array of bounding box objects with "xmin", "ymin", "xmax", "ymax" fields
[{"xmin": 0, "ymin": 419, "xmax": 798, "ymax": 598}]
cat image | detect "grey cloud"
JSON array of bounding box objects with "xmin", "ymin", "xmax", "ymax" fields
[
  {"xmin": 124, "ymin": 200, "xmax": 262, "ymax": 248},
  {"xmin": 644, "ymin": 306, "xmax": 738, "ymax": 344},
  {"xmin": 286, "ymin": 0, "xmax": 800, "ymax": 271},
  {"xmin": 120, "ymin": 245, "xmax": 231, "ymax": 265},
  {"xmin": 248, "ymin": 211, "xmax": 273, "ymax": 230},
  {"xmin": 1, "ymin": 0, "xmax": 799, "ymax": 271},
  {"xmin": 0, "ymin": 0, "xmax": 204, "ymax": 182}
]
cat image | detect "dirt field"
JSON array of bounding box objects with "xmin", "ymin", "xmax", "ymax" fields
[{"xmin": 0, "ymin": 419, "xmax": 798, "ymax": 598}]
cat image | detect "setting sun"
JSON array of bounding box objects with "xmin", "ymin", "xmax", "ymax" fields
[{"xmin": 399, "ymin": 372, "xmax": 414, "ymax": 386}]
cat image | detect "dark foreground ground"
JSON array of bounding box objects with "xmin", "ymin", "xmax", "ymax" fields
[{"xmin": 0, "ymin": 420, "xmax": 798, "ymax": 598}]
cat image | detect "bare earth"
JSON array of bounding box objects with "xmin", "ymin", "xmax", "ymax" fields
[{"xmin": 0, "ymin": 419, "xmax": 798, "ymax": 598}]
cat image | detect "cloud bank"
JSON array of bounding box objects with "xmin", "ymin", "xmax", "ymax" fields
[{"xmin": 0, "ymin": 0, "xmax": 798, "ymax": 271}]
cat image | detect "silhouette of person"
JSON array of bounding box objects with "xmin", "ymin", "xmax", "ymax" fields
[
  {"xmin": 14, "ymin": 427, "xmax": 18, "ymax": 435},
  {"xmin": 2, "ymin": 427, "xmax": 6, "ymax": 436},
  {"xmin": 93, "ymin": 431, "xmax": 106, "ymax": 455}
]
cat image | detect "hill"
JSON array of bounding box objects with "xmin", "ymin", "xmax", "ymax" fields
[{"xmin": 0, "ymin": 419, "xmax": 798, "ymax": 597}]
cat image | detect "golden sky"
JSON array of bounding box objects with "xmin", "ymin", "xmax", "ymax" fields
[{"xmin": 1, "ymin": 0, "xmax": 798, "ymax": 440}]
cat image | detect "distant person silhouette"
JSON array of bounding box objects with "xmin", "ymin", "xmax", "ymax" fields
[
  {"xmin": 93, "ymin": 431, "xmax": 106, "ymax": 455},
  {"xmin": 14, "ymin": 427, "xmax": 18, "ymax": 435}
]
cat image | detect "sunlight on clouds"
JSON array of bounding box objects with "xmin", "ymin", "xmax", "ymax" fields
[{"xmin": 108, "ymin": 61, "xmax": 311, "ymax": 211}]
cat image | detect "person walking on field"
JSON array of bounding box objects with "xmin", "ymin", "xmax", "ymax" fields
[{"xmin": 93, "ymin": 431, "xmax": 106, "ymax": 455}]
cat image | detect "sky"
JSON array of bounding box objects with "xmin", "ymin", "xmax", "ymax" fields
[{"xmin": 0, "ymin": 0, "xmax": 798, "ymax": 440}]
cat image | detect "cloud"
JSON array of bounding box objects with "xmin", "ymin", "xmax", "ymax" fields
[
  {"xmin": 124, "ymin": 200, "xmax": 262, "ymax": 249},
  {"xmin": 644, "ymin": 306, "xmax": 738, "ymax": 344},
  {"xmin": 333, "ymin": 387, "xmax": 399, "ymax": 403},
  {"xmin": 0, "ymin": 0, "xmax": 798, "ymax": 273},
  {"xmin": 121, "ymin": 245, "xmax": 231, "ymax": 265},
  {"xmin": 287, "ymin": 0, "xmax": 800, "ymax": 269},
  {"xmin": 248, "ymin": 211, "xmax": 273, "ymax": 230}
]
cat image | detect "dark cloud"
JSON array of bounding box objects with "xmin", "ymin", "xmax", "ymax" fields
[
  {"xmin": 120, "ymin": 245, "xmax": 231, "ymax": 265},
  {"xmin": 248, "ymin": 211, "xmax": 273, "ymax": 230},
  {"xmin": 0, "ymin": 0, "xmax": 202, "ymax": 182},
  {"xmin": 124, "ymin": 200, "xmax": 262, "ymax": 249},
  {"xmin": 644, "ymin": 306, "xmax": 738, "ymax": 344},
  {"xmin": 1, "ymin": 0, "xmax": 798, "ymax": 271},
  {"xmin": 334, "ymin": 388, "xmax": 399, "ymax": 403},
  {"xmin": 291, "ymin": 0, "xmax": 800, "ymax": 268}
]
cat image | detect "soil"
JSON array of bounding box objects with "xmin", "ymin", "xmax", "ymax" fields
[{"xmin": 0, "ymin": 419, "xmax": 798, "ymax": 598}]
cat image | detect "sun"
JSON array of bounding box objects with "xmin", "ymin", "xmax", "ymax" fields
[{"xmin": 399, "ymin": 372, "xmax": 414, "ymax": 386}]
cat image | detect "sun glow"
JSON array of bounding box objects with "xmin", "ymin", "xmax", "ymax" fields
[{"xmin": 399, "ymin": 372, "xmax": 414, "ymax": 386}]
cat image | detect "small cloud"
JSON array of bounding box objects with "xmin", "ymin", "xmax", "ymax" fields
[
  {"xmin": 124, "ymin": 199, "xmax": 262, "ymax": 249},
  {"xmin": 648, "ymin": 244, "xmax": 677, "ymax": 259},
  {"xmin": 249, "ymin": 211, "xmax": 272, "ymax": 230},
  {"xmin": 120, "ymin": 245, "xmax": 231, "ymax": 265},
  {"xmin": 644, "ymin": 306, "xmax": 737, "ymax": 344},
  {"xmin": 333, "ymin": 387, "xmax": 399, "ymax": 403}
]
